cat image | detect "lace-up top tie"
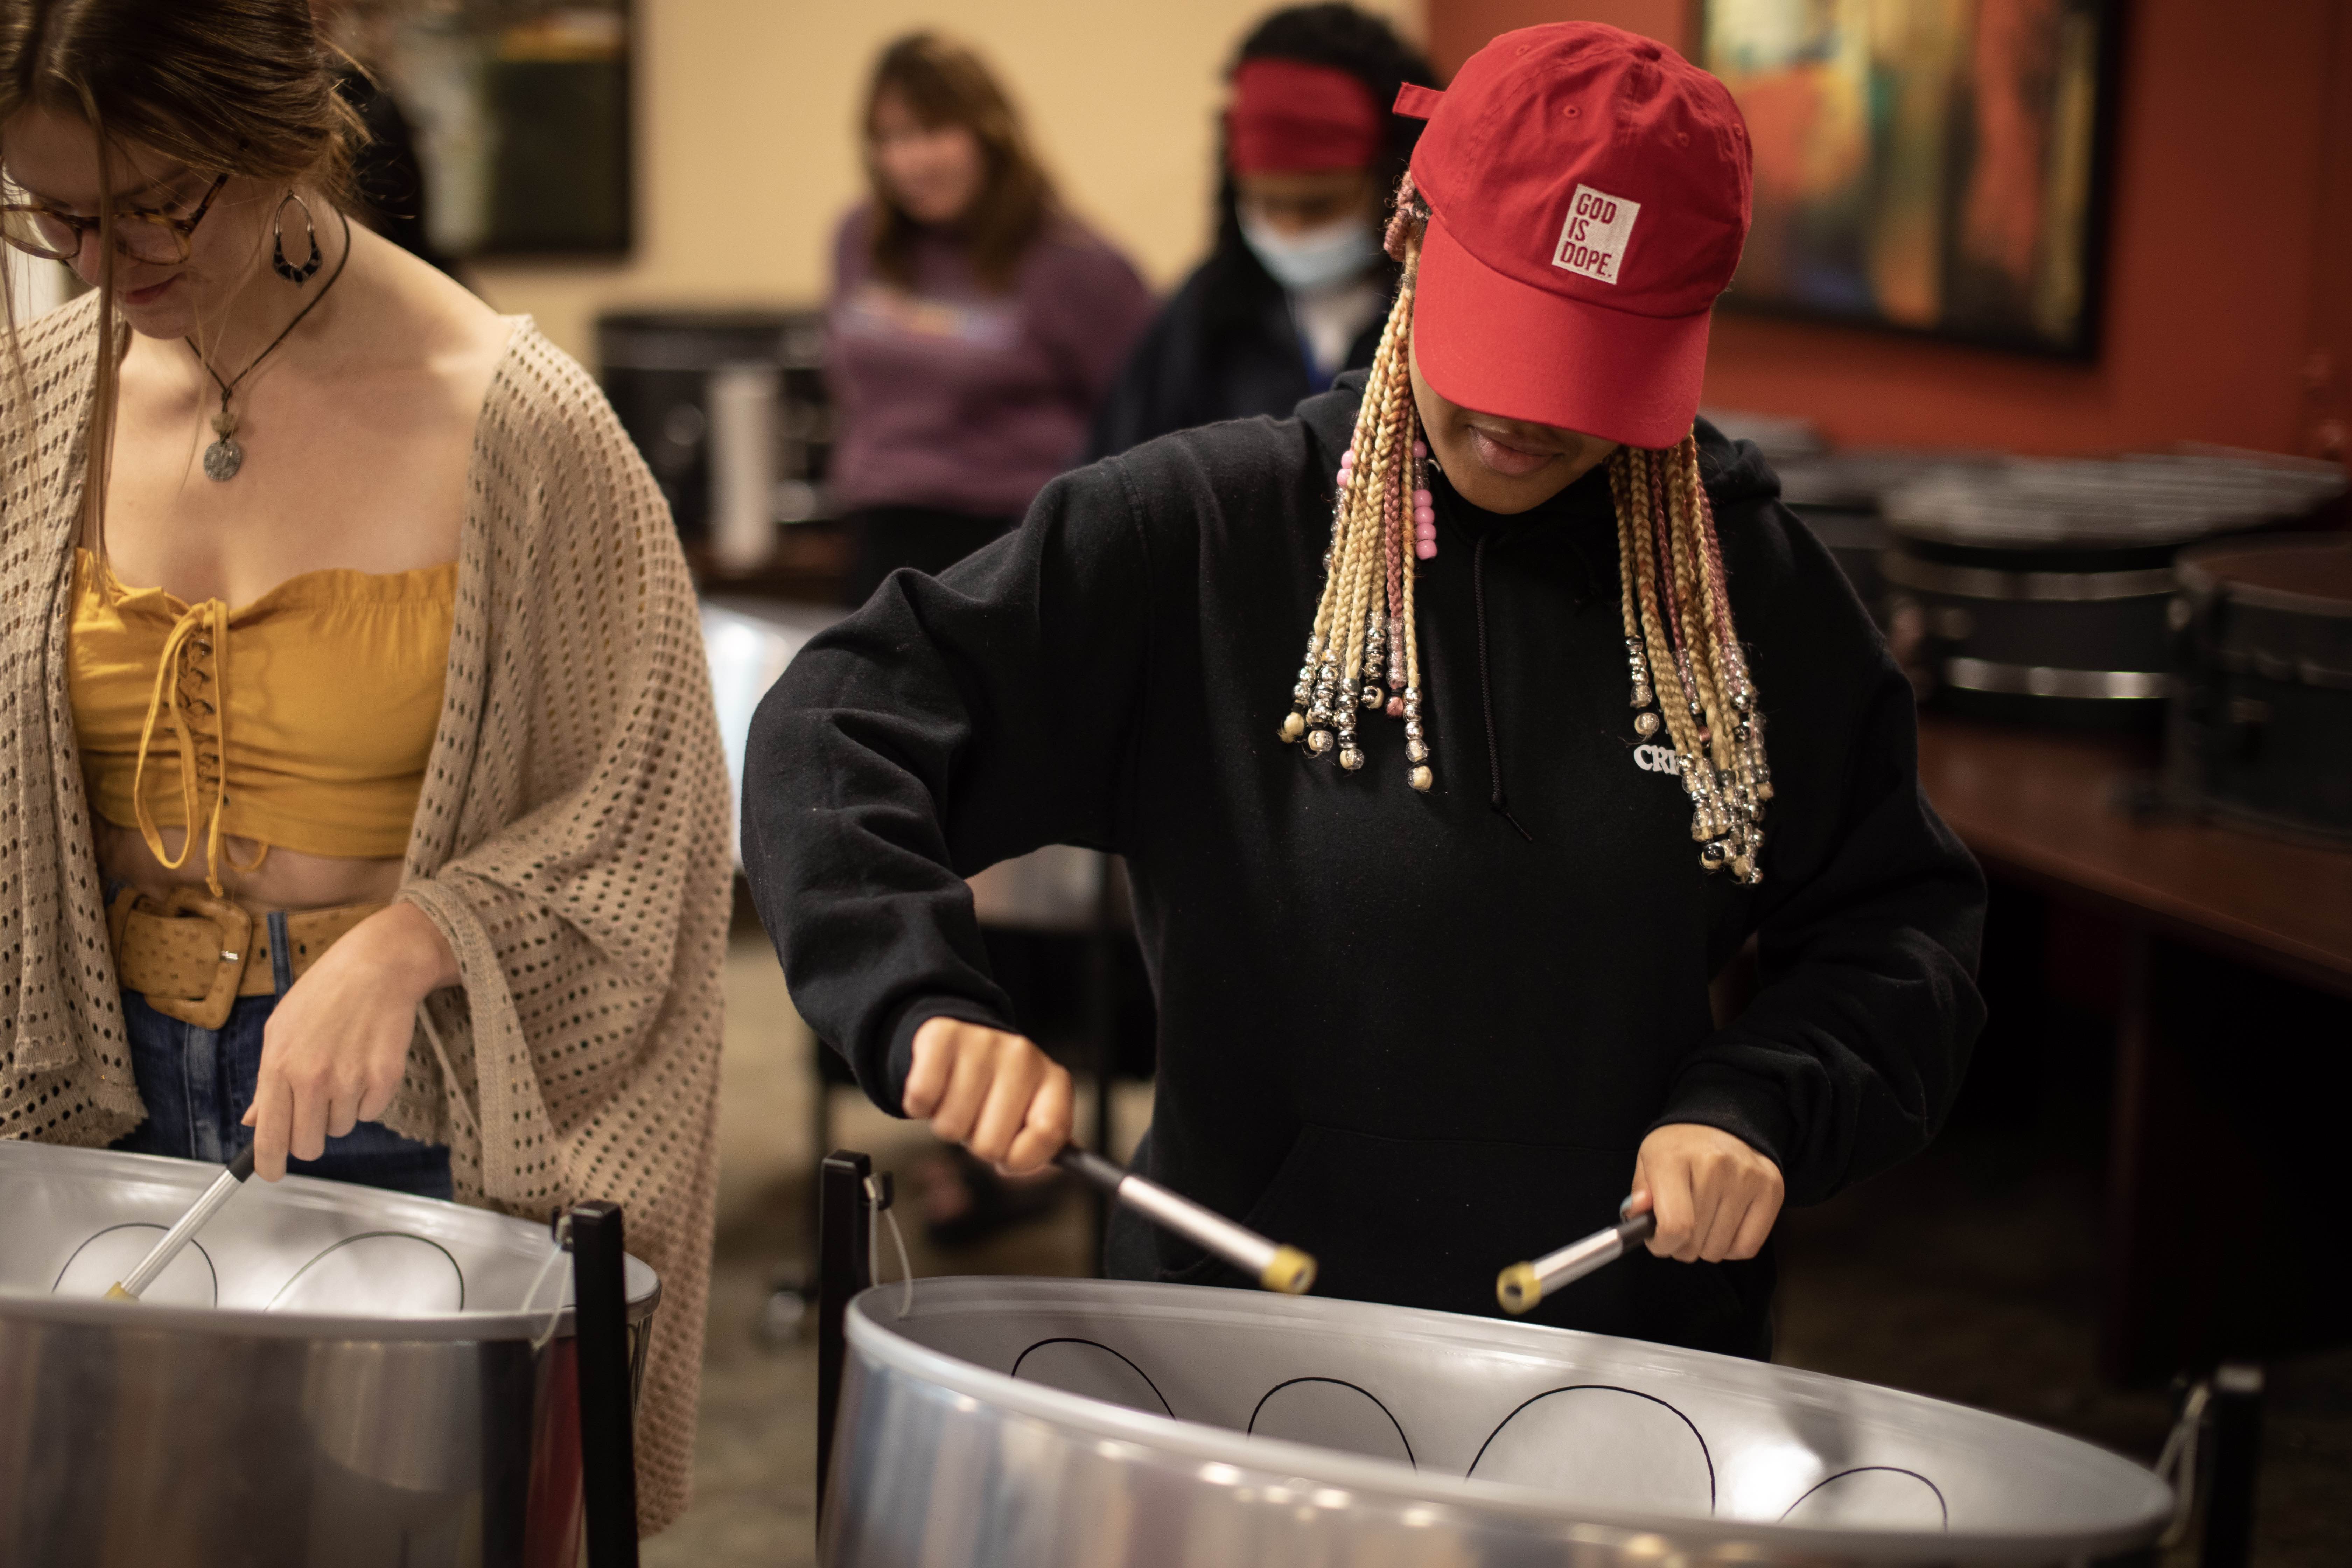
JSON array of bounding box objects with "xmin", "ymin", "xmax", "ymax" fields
[{"xmin": 68, "ymin": 549, "xmax": 457, "ymax": 895}]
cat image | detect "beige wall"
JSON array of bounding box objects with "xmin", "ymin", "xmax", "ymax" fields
[{"xmin": 474, "ymin": 0, "xmax": 1423, "ymax": 364}]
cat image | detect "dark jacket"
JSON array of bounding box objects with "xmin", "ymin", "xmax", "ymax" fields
[
  {"xmin": 744, "ymin": 377, "xmax": 1987, "ymax": 1358},
  {"xmin": 336, "ymin": 68, "xmax": 460, "ymax": 279},
  {"xmin": 1085, "ymin": 246, "xmax": 1388, "ymax": 460}
]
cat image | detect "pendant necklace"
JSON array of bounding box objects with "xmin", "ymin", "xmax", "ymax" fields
[{"xmin": 189, "ymin": 210, "xmax": 354, "ymax": 482}]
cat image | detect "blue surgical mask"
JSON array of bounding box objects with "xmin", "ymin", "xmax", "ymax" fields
[{"xmin": 1240, "ymin": 211, "xmax": 1379, "ymax": 293}]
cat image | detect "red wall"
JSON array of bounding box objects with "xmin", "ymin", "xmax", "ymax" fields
[{"xmin": 1425, "ymin": 1, "xmax": 2352, "ymax": 460}]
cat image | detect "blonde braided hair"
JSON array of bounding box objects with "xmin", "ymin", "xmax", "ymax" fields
[{"xmin": 1279, "ymin": 179, "xmax": 1772, "ymax": 882}]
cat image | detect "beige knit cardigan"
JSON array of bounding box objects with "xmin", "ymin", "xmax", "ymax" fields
[{"xmin": 0, "ymin": 296, "xmax": 732, "ymax": 1534}]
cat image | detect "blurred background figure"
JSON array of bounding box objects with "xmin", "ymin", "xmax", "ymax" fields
[
  {"xmin": 309, "ymin": 0, "xmax": 461, "ymax": 276},
  {"xmin": 827, "ymin": 31, "xmax": 1153, "ymax": 608},
  {"xmin": 1088, "ymin": 3, "xmax": 1435, "ymax": 459}
]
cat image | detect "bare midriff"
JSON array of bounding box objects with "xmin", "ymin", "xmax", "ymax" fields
[{"xmin": 95, "ymin": 821, "xmax": 404, "ymax": 912}]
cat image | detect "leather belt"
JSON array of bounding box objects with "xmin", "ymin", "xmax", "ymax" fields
[{"xmin": 107, "ymin": 886, "xmax": 386, "ymax": 1030}]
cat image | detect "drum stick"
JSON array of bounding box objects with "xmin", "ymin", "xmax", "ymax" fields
[
  {"xmin": 1055, "ymin": 1147, "xmax": 1316, "ymax": 1295},
  {"xmin": 1495, "ymin": 1206, "xmax": 1658, "ymax": 1316},
  {"xmin": 106, "ymin": 1145, "xmax": 257, "ymax": 1301}
]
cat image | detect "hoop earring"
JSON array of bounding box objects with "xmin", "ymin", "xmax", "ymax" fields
[{"xmin": 271, "ymin": 192, "xmax": 322, "ymax": 285}]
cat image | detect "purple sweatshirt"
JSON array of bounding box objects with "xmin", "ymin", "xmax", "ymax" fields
[{"xmin": 825, "ymin": 205, "xmax": 1155, "ymax": 519}]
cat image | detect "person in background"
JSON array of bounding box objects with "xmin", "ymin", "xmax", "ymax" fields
[
  {"xmin": 827, "ymin": 30, "xmax": 1154, "ymax": 608},
  {"xmin": 310, "ymin": 0, "xmax": 460, "ymax": 275},
  {"xmin": 1087, "ymin": 4, "xmax": 1435, "ymax": 459}
]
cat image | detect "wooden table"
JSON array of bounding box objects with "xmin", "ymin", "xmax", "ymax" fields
[{"xmin": 1916, "ymin": 715, "xmax": 2352, "ymax": 1379}]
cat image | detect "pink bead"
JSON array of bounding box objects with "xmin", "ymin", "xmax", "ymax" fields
[
  {"xmin": 1414, "ymin": 539, "xmax": 1438, "ymax": 560},
  {"xmin": 1414, "ymin": 509, "xmax": 1436, "ymax": 528},
  {"xmin": 1385, "ymin": 695, "xmax": 1404, "ymax": 718},
  {"xmin": 1413, "ymin": 489, "xmax": 1433, "ymax": 506},
  {"xmin": 1412, "ymin": 441, "xmax": 1428, "ymax": 458}
]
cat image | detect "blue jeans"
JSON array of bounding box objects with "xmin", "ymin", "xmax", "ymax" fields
[{"xmin": 111, "ymin": 982, "xmax": 454, "ymax": 1201}]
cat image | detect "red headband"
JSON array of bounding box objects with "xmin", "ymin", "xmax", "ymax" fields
[{"xmin": 1224, "ymin": 58, "xmax": 1384, "ymax": 174}]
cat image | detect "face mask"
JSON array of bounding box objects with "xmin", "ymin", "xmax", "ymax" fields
[{"xmin": 1240, "ymin": 210, "xmax": 1379, "ymax": 293}]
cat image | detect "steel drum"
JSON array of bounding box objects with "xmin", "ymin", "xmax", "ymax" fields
[
  {"xmin": 827, "ymin": 1278, "xmax": 2171, "ymax": 1567},
  {"xmin": 0, "ymin": 1142, "xmax": 660, "ymax": 1568}
]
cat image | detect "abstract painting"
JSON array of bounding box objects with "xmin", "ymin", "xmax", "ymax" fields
[{"xmin": 1698, "ymin": 0, "xmax": 2116, "ymax": 356}]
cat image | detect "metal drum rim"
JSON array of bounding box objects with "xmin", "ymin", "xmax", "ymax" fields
[
  {"xmin": 0, "ymin": 1141, "xmax": 661, "ymax": 1339},
  {"xmin": 2176, "ymin": 530, "xmax": 2352, "ymax": 619},
  {"xmin": 845, "ymin": 1276, "xmax": 2172, "ymax": 1565}
]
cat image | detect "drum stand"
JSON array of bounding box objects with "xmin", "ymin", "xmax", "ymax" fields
[
  {"xmin": 2158, "ymin": 1361, "xmax": 2265, "ymax": 1568},
  {"xmin": 562, "ymin": 1200, "xmax": 643, "ymax": 1568},
  {"xmin": 816, "ymin": 1149, "xmax": 879, "ymax": 1531}
]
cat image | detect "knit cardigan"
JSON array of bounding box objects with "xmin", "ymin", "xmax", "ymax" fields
[{"xmin": 0, "ymin": 296, "xmax": 733, "ymax": 1534}]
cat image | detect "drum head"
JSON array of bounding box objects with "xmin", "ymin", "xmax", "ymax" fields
[
  {"xmin": 847, "ymin": 1277, "xmax": 2171, "ymax": 1558},
  {"xmin": 0, "ymin": 1142, "xmax": 658, "ymax": 1333}
]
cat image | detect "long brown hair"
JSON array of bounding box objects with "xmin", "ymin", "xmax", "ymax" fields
[
  {"xmin": 862, "ymin": 31, "xmax": 1056, "ymax": 293},
  {"xmin": 0, "ymin": 0, "xmax": 359, "ymax": 533}
]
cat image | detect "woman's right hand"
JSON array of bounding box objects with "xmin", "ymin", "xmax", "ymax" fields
[{"xmin": 903, "ymin": 1017, "xmax": 1072, "ymax": 1175}]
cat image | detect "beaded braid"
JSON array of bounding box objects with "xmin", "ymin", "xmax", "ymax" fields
[
  {"xmin": 1279, "ymin": 183, "xmax": 1434, "ymax": 787},
  {"xmin": 1278, "ymin": 181, "xmax": 1773, "ymax": 882},
  {"xmin": 1611, "ymin": 441, "xmax": 1771, "ymax": 882}
]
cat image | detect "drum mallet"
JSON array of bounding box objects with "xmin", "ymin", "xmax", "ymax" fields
[
  {"xmin": 1055, "ymin": 1146, "xmax": 1316, "ymax": 1295},
  {"xmin": 1495, "ymin": 1200, "xmax": 1658, "ymax": 1316},
  {"xmin": 106, "ymin": 1145, "xmax": 257, "ymax": 1301}
]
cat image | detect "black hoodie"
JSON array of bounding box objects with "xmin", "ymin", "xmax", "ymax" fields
[
  {"xmin": 1084, "ymin": 249, "xmax": 1390, "ymax": 461},
  {"xmin": 743, "ymin": 374, "xmax": 1986, "ymax": 1358}
]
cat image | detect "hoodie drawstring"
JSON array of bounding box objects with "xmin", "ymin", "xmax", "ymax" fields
[{"xmin": 1471, "ymin": 528, "xmax": 1535, "ymax": 842}]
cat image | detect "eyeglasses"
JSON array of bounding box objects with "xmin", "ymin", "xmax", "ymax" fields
[{"xmin": 0, "ymin": 172, "xmax": 231, "ymax": 265}]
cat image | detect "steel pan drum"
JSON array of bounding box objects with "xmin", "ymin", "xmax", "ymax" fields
[
  {"xmin": 0, "ymin": 1142, "xmax": 660, "ymax": 1568},
  {"xmin": 828, "ymin": 1278, "xmax": 2170, "ymax": 1567}
]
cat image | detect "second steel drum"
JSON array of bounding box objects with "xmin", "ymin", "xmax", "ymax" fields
[
  {"xmin": 0, "ymin": 1142, "xmax": 661, "ymax": 1568},
  {"xmin": 826, "ymin": 1276, "xmax": 2171, "ymax": 1568}
]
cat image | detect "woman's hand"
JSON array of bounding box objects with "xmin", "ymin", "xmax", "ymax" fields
[
  {"xmin": 1627, "ymin": 1122, "xmax": 1784, "ymax": 1263},
  {"xmin": 241, "ymin": 902, "xmax": 458, "ymax": 1180},
  {"xmin": 902, "ymin": 1017, "xmax": 1072, "ymax": 1175}
]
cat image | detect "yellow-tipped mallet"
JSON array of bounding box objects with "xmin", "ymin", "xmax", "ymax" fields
[
  {"xmin": 106, "ymin": 1145, "xmax": 258, "ymax": 1301},
  {"xmin": 1055, "ymin": 1146, "xmax": 1316, "ymax": 1295},
  {"xmin": 1496, "ymin": 1202, "xmax": 1657, "ymax": 1316}
]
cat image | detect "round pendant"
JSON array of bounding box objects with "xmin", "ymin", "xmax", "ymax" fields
[{"xmin": 203, "ymin": 436, "xmax": 243, "ymax": 482}]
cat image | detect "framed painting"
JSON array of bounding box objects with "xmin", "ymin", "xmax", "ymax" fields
[
  {"xmin": 371, "ymin": 0, "xmax": 634, "ymax": 260},
  {"xmin": 1696, "ymin": 0, "xmax": 2120, "ymax": 357}
]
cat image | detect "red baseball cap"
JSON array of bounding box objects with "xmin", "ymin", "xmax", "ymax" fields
[{"xmin": 1395, "ymin": 23, "xmax": 1751, "ymax": 450}]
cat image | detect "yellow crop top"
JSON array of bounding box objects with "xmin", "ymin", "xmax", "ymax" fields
[{"xmin": 68, "ymin": 549, "xmax": 456, "ymax": 892}]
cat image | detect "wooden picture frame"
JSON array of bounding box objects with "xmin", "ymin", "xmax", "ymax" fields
[{"xmin": 379, "ymin": 0, "xmax": 635, "ymax": 260}]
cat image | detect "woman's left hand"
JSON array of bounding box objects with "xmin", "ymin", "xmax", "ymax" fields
[
  {"xmin": 1627, "ymin": 1122, "xmax": 1784, "ymax": 1263},
  {"xmin": 241, "ymin": 902, "xmax": 459, "ymax": 1180}
]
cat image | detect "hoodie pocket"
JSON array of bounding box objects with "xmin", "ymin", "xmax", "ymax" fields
[{"xmin": 1169, "ymin": 1123, "xmax": 1766, "ymax": 1358}]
